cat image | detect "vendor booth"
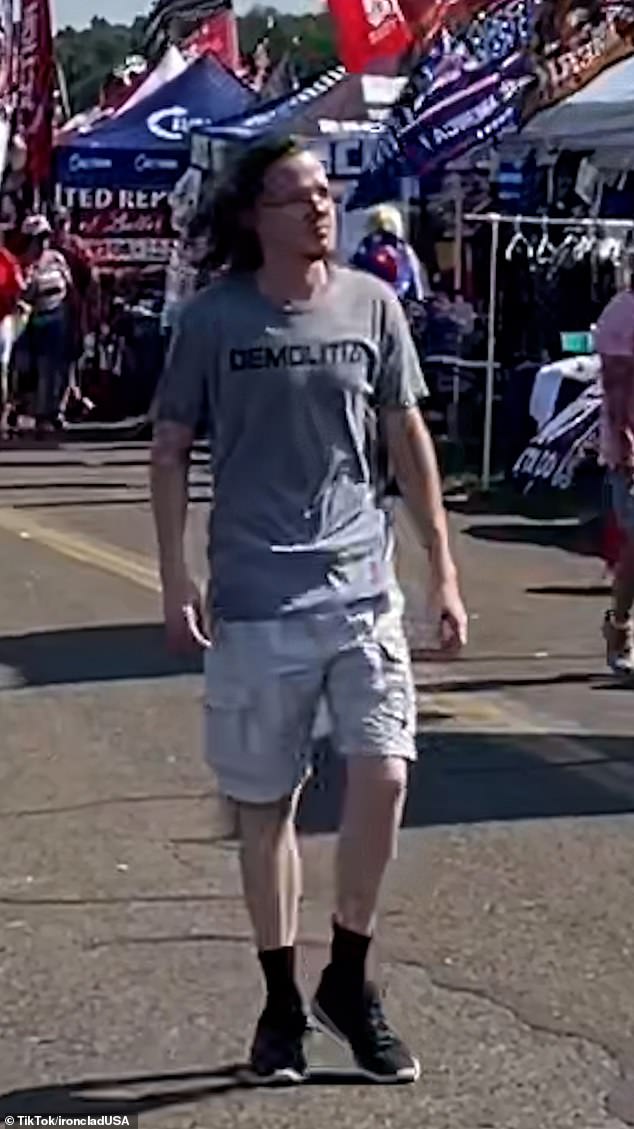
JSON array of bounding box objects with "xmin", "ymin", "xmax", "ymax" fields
[
  {"xmin": 55, "ymin": 54, "xmax": 254, "ymax": 254},
  {"xmin": 53, "ymin": 55, "xmax": 254, "ymax": 422}
]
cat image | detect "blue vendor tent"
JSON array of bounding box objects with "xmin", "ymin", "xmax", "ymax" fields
[{"xmin": 56, "ymin": 56, "xmax": 254, "ymax": 190}]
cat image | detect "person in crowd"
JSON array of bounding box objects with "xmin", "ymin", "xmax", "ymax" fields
[
  {"xmin": 50, "ymin": 205, "xmax": 96, "ymax": 417},
  {"xmin": 594, "ymin": 280, "xmax": 634, "ymax": 676},
  {"xmin": 150, "ymin": 138, "xmax": 467, "ymax": 1084},
  {"xmin": 20, "ymin": 214, "xmax": 73, "ymax": 435},
  {"xmin": 0, "ymin": 228, "xmax": 25, "ymax": 437},
  {"xmin": 352, "ymin": 204, "xmax": 431, "ymax": 303}
]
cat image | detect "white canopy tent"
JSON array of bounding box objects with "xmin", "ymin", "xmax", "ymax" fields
[{"xmin": 521, "ymin": 54, "xmax": 634, "ymax": 155}]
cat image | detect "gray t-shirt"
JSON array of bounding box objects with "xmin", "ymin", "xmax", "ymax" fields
[{"xmin": 153, "ymin": 265, "xmax": 427, "ymax": 620}]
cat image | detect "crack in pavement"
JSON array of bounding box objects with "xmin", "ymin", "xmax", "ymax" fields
[
  {"xmin": 0, "ymin": 791, "xmax": 214, "ymax": 819},
  {"xmin": 393, "ymin": 956, "xmax": 632, "ymax": 1127}
]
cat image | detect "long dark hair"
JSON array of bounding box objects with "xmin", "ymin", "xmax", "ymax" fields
[{"xmin": 203, "ymin": 136, "xmax": 304, "ymax": 274}]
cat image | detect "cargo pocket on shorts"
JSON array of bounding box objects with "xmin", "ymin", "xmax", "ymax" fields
[
  {"xmin": 376, "ymin": 630, "xmax": 416, "ymax": 733},
  {"xmin": 203, "ymin": 650, "xmax": 260, "ymax": 773}
]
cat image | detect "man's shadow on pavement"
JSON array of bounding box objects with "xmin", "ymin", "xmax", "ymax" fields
[
  {"xmin": 0, "ymin": 1062, "xmax": 379, "ymax": 1118},
  {"xmin": 298, "ymin": 729, "xmax": 634, "ymax": 834},
  {"xmin": 0, "ymin": 623, "xmax": 202, "ymax": 687}
]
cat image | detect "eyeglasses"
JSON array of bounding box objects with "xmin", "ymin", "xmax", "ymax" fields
[{"xmin": 258, "ymin": 186, "xmax": 335, "ymax": 214}]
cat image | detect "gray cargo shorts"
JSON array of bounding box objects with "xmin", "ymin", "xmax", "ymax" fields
[{"xmin": 203, "ymin": 581, "xmax": 417, "ymax": 803}]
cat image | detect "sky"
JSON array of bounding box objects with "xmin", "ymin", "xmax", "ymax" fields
[{"xmin": 55, "ymin": 0, "xmax": 323, "ymax": 32}]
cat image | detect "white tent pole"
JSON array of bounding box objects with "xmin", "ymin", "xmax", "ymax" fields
[
  {"xmin": 482, "ymin": 215, "xmax": 500, "ymax": 492},
  {"xmin": 453, "ymin": 176, "xmax": 463, "ymax": 294}
]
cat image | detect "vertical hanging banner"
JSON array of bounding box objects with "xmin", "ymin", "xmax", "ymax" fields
[
  {"xmin": 16, "ymin": 0, "xmax": 54, "ymax": 186},
  {"xmin": 328, "ymin": 0, "xmax": 413, "ymax": 74}
]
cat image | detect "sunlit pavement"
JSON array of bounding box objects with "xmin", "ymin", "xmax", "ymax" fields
[{"xmin": 0, "ymin": 441, "xmax": 632, "ymax": 1129}]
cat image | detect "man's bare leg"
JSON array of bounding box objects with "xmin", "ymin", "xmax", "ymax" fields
[
  {"xmin": 613, "ymin": 536, "xmax": 634, "ymax": 625},
  {"xmin": 235, "ymin": 791, "xmax": 307, "ymax": 1081},
  {"xmin": 310, "ymin": 755, "xmax": 419, "ymax": 1082},
  {"xmin": 336, "ymin": 756, "xmax": 408, "ymax": 938},
  {"xmin": 237, "ymin": 792, "xmax": 302, "ymax": 952}
]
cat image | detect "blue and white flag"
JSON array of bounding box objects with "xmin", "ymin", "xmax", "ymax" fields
[{"xmin": 348, "ymin": 0, "xmax": 534, "ymax": 209}]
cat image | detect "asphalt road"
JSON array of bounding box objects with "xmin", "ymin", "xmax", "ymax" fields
[{"xmin": 0, "ymin": 440, "xmax": 632, "ymax": 1129}]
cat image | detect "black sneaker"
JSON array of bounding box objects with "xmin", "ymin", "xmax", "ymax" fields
[
  {"xmin": 311, "ymin": 970, "xmax": 420, "ymax": 1084},
  {"xmin": 242, "ymin": 1005, "xmax": 308, "ymax": 1085}
]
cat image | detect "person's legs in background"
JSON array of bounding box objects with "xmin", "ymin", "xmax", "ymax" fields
[
  {"xmin": 33, "ymin": 312, "xmax": 69, "ymax": 434},
  {"xmin": 0, "ymin": 314, "xmax": 14, "ymax": 435},
  {"xmin": 603, "ymin": 469, "xmax": 634, "ymax": 675}
]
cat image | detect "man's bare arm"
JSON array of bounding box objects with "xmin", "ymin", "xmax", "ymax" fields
[
  {"xmin": 383, "ymin": 404, "xmax": 467, "ymax": 650},
  {"xmin": 383, "ymin": 405, "xmax": 457, "ymax": 582},
  {"xmin": 150, "ymin": 420, "xmax": 206, "ymax": 650},
  {"xmin": 150, "ymin": 420, "xmax": 193, "ymax": 590}
]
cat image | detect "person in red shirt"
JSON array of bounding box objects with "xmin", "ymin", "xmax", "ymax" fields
[{"xmin": 0, "ymin": 231, "xmax": 25, "ymax": 436}]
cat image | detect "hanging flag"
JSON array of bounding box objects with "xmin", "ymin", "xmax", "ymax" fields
[
  {"xmin": 513, "ymin": 382, "xmax": 602, "ymax": 494},
  {"xmin": 527, "ymin": 0, "xmax": 634, "ymax": 116},
  {"xmin": 144, "ymin": 0, "xmax": 232, "ymax": 57},
  {"xmin": 349, "ymin": 0, "xmax": 533, "ymax": 207},
  {"xmin": 182, "ymin": 7, "xmax": 240, "ymax": 73},
  {"xmin": 328, "ymin": 0, "xmax": 413, "ymax": 74},
  {"xmin": 400, "ymin": 50, "xmax": 532, "ymax": 175},
  {"xmin": 15, "ymin": 0, "xmax": 54, "ymax": 186}
]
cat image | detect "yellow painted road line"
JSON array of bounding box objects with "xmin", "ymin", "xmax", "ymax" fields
[
  {"xmin": 420, "ymin": 692, "xmax": 546, "ymax": 733},
  {"xmin": 0, "ymin": 505, "xmax": 582, "ymax": 739},
  {"xmin": 0, "ymin": 507, "xmax": 160, "ymax": 594}
]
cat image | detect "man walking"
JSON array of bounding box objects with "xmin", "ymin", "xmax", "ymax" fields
[
  {"xmin": 150, "ymin": 139, "xmax": 467, "ymax": 1085},
  {"xmin": 595, "ymin": 283, "xmax": 634, "ymax": 675}
]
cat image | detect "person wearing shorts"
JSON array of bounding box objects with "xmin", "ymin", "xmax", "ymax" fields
[
  {"xmin": 595, "ymin": 286, "xmax": 634, "ymax": 676},
  {"xmin": 150, "ymin": 139, "xmax": 467, "ymax": 1085}
]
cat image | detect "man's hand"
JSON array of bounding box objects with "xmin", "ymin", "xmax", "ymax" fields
[
  {"xmin": 163, "ymin": 577, "xmax": 211, "ymax": 653},
  {"xmin": 430, "ymin": 574, "xmax": 468, "ymax": 656}
]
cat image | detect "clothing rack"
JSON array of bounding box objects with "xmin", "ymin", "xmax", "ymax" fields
[{"xmin": 461, "ymin": 211, "xmax": 634, "ymax": 490}]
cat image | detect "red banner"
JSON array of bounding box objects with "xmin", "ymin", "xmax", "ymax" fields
[
  {"xmin": 16, "ymin": 0, "xmax": 54, "ymax": 185},
  {"xmin": 183, "ymin": 8, "xmax": 240, "ymax": 73},
  {"xmin": 328, "ymin": 0, "xmax": 412, "ymax": 73}
]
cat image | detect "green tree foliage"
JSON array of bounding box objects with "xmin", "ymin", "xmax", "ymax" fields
[
  {"xmin": 239, "ymin": 5, "xmax": 336, "ymax": 77},
  {"xmin": 55, "ymin": 7, "xmax": 336, "ymax": 113}
]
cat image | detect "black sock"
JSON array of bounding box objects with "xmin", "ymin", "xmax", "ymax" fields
[
  {"xmin": 329, "ymin": 920, "xmax": 371, "ymax": 992},
  {"xmin": 258, "ymin": 946, "xmax": 303, "ymax": 1017}
]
